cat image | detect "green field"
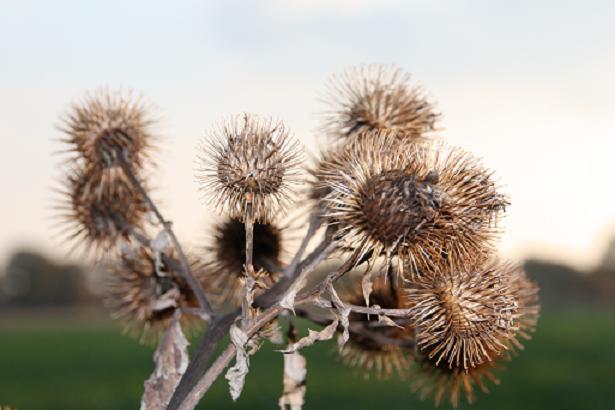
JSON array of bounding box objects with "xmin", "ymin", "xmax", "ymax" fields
[{"xmin": 1, "ymin": 310, "xmax": 614, "ymax": 410}]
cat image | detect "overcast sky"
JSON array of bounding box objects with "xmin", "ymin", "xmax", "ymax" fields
[{"xmin": 1, "ymin": 0, "xmax": 614, "ymax": 269}]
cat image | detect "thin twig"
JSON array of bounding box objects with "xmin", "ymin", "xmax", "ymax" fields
[
  {"xmin": 242, "ymin": 198, "xmax": 255, "ymax": 326},
  {"xmin": 315, "ymin": 299, "xmax": 414, "ymax": 318},
  {"xmin": 284, "ymin": 213, "xmax": 321, "ymax": 277},
  {"xmin": 117, "ymin": 155, "xmax": 215, "ymax": 319}
]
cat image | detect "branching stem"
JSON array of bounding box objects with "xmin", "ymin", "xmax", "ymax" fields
[{"xmin": 117, "ymin": 155, "xmax": 215, "ymax": 319}]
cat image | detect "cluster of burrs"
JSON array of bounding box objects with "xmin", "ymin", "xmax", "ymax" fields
[
  {"xmin": 55, "ymin": 64, "xmax": 539, "ymax": 409},
  {"xmin": 317, "ymin": 65, "xmax": 539, "ymax": 407}
]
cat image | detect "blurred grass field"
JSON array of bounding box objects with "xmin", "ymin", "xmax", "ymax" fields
[{"xmin": 1, "ymin": 309, "xmax": 614, "ymax": 410}]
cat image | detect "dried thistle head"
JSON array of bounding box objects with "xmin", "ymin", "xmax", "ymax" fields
[
  {"xmin": 319, "ymin": 130, "xmax": 507, "ymax": 277},
  {"xmin": 60, "ymin": 89, "xmax": 155, "ymax": 170},
  {"xmin": 407, "ymin": 263, "xmax": 539, "ymax": 407},
  {"xmin": 56, "ymin": 167, "xmax": 148, "ymax": 253},
  {"xmin": 407, "ymin": 261, "xmax": 519, "ymax": 371},
  {"xmin": 337, "ymin": 275, "xmax": 414, "ymax": 378},
  {"xmin": 411, "ymin": 352, "xmax": 504, "ymax": 408},
  {"xmin": 323, "ymin": 64, "xmax": 439, "ymax": 140},
  {"xmin": 104, "ymin": 244, "xmax": 202, "ymax": 342},
  {"xmin": 197, "ymin": 114, "xmax": 303, "ymax": 222},
  {"xmin": 201, "ymin": 217, "xmax": 283, "ymax": 306}
]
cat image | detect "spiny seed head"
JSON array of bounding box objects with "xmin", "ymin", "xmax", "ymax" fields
[
  {"xmin": 197, "ymin": 114, "xmax": 303, "ymax": 222},
  {"xmin": 60, "ymin": 89, "xmax": 155, "ymax": 170},
  {"xmin": 200, "ymin": 217, "xmax": 283, "ymax": 306},
  {"xmin": 407, "ymin": 261, "xmax": 520, "ymax": 371},
  {"xmin": 319, "ymin": 130, "xmax": 508, "ymax": 277},
  {"xmin": 104, "ymin": 245, "xmax": 203, "ymax": 343},
  {"xmin": 411, "ymin": 353, "xmax": 504, "ymax": 408},
  {"xmin": 323, "ymin": 64, "xmax": 439, "ymax": 140},
  {"xmin": 338, "ymin": 275, "xmax": 414, "ymax": 378},
  {"xmin": 57, "ymin": 167, "xmax": 148, "ymax": 253}
]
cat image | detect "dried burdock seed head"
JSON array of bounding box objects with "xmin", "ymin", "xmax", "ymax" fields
[
  {"xmin": 319, "ymin": 130, "xmax": 507, "ymax": 277},
  {"xmin": 201, "ymin": 217, "xmax": 283, "ymax": 306},
  {"xmin": 60, "ymin": 89, "xmax": 155, "ymax": 170},
  {"xmin": 197, "ymin": 114, "xmax": 303, "ymax": 222},
  {"xmin": 104, "ymin": 244, "xmax": 202, "ymax": 342},
  {"xmin": 56, "ymin": 166, "xmax": 148, "ymax": 253},
  {"xmin": 407, "ymin": 261, "xmax": 519, "ymax": 371},
  {"xmin": 411, "ymin": 352, "xmax": 504, "ymax": 408},
  {"xmin": 337, "ymin": 274, "xmax": 414, "ymax": 378},
  {"xmin": 323, "ymin": 64, "xmax": 439, "ymax": 140}
]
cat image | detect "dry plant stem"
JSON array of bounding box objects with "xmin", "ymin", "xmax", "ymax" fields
[
  {"xmin": 243, "ymin": 198, "xmax": 255, "ymax": 326},
  {"xmin": 173, "ymin": 254, "xmax": 353, "ymax": 410},
  {"xmin": 117, "ymin": 155, "xmax": 215, "ymax": 319},
  {"xmin": 318, "ymin": 300, "xmax": 414, "ymax": 318},
  {"xmin": 284, "ymin": 213, "xmax": 321, "ymax": 277},
  {"xmin": 168, "ymin": 227, "xmax": 335, "ymax": 410},
  {"xmin": 166, "ymin": 313, "xmax": 236, "ymax": 410},
  {"xmin": 177, "ymin": 295, "xmax": 317, "ymax": 410}
]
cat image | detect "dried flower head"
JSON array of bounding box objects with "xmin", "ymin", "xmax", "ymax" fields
[
  {"xmin": 60, "ymin": 89, "xmax": 155, "ymax": 170},
  {"xmin": 319, "ymin": 130, "xmax": 507, "ymax": 277},
  {"xmin": 197, "ymin": 114, "xmax": 303, "ymax": 222},
  {"xmin": 338, "ymin": 275, "xmax": 414, "ymax": 378},
  {"xmin": 201, "ymin": 217, "xmax": 283, "ymax": 306},
  {"xmin": 411, "ymin": 353, "xmax": 504, "ymax": 408},
  {"xmin": 323, "ymin": 64, "xmax": 439, "ymax": 140},
  {"xmin": 408, "ymin": 261, "xmax": 519, "ymax": 371},
  {"xmin": 57, "ymin": 167, "xmax": 148, "ymax": 253},
  {"xmin": 104, "ymin": 244, "xmax": 202, "ymax": 342}
]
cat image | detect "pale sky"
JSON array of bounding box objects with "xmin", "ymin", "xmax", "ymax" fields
[{"xmin": 1, "ymin": 0, "xmax": 614, "ymax": 269}]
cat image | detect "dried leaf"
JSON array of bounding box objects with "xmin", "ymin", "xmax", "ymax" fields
[
  {"xmin": 151, "ymin": 288, "xmax": 179, "ymax": 313},
  {"xmin": 333, "ymin": 306, "xmax": 351, "ymax": 349},
  {"xmin": 377, "ymin": 312, "xmax": 404, "ymax": 329},
  {"xmin": 150, "ymin": 229, "xmax": 171, "ymax": 277},
  {"xmin": 280, "ymin": 319, "xmax": 339, "ymax": 353},
  {"xmin": 327, "ymin": 284, "xmax": 351, "ymax": 348},
  {"xmin": 361, "ymin": 270, "xmax": 374, "ymax": 307},
  {"xmin": 279, "ymin": 270, "xmax": 310, "ymax": 314},
  {"xmin": 225, "ymin": 324, "xmax": 261, "ymax": 401},
  {"xmin": 140, "ymin": 318, "xmax": 189, "ymax": 410},
  {"xmin": 278, "ymin": 350, "xmax": 307, "ymax": 410}
]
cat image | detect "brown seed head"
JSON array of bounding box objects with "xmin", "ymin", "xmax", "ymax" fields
[
  {"xmin": 411, "ymin": 351, "xmax": 504, "ymax": 408},
  {"xmin": 319, "ymin": 130, "xmax": 507, "ymax": 277},
  {"xmin": 197, "ymin": 114, "xmax": 303, "ymax": 222},
  {"xmin": 57, "ymin": 167, "xmax": 148, "ymax": 253},
  {"xmin": 323, "ymin": 64, "xmax": 439, "ymax": 140},
  {"xmin": 60, "ymin": 89, "xmax": 155, "ymax": 170},
  {"xmin": 104, "ymin": 245, "xmax": 202, "ymax": 342},
  {"xmin": 200, "ymin": 217, "xmax": 283, "ymax": 306},
  {"xmin": 407, "ymin": 261, "xmax": 519, "ymax": 371}
]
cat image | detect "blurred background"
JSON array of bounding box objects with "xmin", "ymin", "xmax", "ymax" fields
[{"xmin": 1, "ymin": 0, "xmax": 614, "ymax": 409}]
